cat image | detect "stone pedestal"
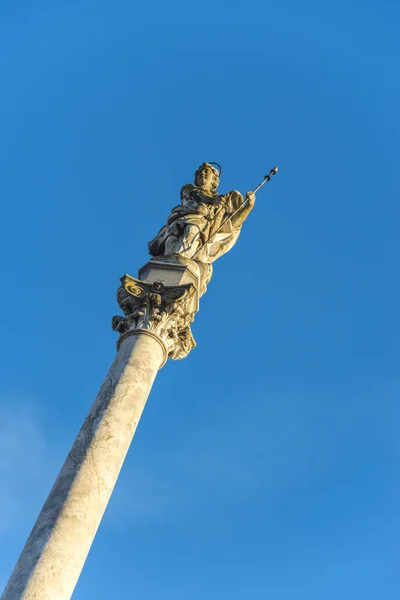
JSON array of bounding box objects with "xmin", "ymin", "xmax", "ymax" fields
[
  {"xmin": 139, "ymin": 254, "xmax": 201, "ymax": 311},
  {"xmin": 1, "ymin": 257, "xmax": 199, "ymax": 600}
]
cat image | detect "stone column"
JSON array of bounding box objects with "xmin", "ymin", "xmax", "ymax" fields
[{"xmin": 1, "ymin": 257, "xmax": 199, "ymax": 600}]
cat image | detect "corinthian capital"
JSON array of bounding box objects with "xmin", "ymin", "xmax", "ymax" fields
[{"xmin": 112, "ymin": 275, "xmax": 196, "ymax": 361}]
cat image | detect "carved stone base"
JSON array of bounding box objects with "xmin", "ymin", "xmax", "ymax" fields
[
  {"xmin": 139, "ymin": 254, "xmax": 201, "ymax": 312},
  {"xmin": 140, "ymin": 254, "xmax": 212, "ymax": 298}
]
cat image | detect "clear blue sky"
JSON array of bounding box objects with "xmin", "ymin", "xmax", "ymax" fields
[{"xmin": 1, "ymin": 1, "xmax": 399, "ymax": 598}]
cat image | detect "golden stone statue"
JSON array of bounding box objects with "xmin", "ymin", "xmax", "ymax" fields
[{"xmin": 148, "ymin": 162, "xmax": 256, "ymax": 264}]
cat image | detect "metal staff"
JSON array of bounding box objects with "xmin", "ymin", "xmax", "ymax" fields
[
  {"xmin": 192, "ymin": 166, "xmax": 278, "ymax": 260},
  {"xmin": 253, "ymin": 166, "xmax": 279, "ymax": 193}
]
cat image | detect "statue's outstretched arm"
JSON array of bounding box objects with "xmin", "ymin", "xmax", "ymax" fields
[{"xmin": 230, "ymin": 192, "xmax": 256, "ymax": 228}]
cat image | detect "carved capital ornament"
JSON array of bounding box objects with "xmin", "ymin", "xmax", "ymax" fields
[{"xmin": 112, "ymin": 275, "xmax": 196, "ymax": 362}]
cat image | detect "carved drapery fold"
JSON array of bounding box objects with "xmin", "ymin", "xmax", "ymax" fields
[{"xmin": 112, "ymin": 275, "xmax": 196, "ymax": 360}]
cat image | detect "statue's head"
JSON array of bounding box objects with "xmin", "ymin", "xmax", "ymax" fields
[{"xmin": 194, "ymin": 162, "xmax": 220, "ymax": 194}]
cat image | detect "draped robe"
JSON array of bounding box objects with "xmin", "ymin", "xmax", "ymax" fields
[{"xmin": 148, "ymin": 184, "xmax": 244, "ymax": 264}]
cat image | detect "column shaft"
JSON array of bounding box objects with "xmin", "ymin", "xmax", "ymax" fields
[{"xmin": 1, "ymin": 332, "xmax": 165, "ymax": 600}]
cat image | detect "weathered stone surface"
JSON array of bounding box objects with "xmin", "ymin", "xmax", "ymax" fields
[
  {"xmin": 1, "ymin": 258, "xmax": 202, "ymax": 600},
  {"xmin": 0, "ymin": 333, "xmax": 164, "ymax": 600}
]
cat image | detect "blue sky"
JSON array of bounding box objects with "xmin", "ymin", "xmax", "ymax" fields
[{"xmin": 0, "ymin": 0, "xmax": 399, "ymax": 598}]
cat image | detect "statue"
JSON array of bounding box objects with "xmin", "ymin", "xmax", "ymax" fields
[
  {"xmin": 148, "ymin": 162, "xmax": 256, "ymax": 262},
  {"xmin": 148, "ymin": 162, "xmax": 256, "ymax": 290}
]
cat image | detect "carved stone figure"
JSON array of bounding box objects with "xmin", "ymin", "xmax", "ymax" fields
[
  {"xmin": 148, "ymin": 162, "xmax": 256, "ymax": 265},
  {"xmin": 112, "ymin": 163, "xmax": 260, "ymax": 360}
]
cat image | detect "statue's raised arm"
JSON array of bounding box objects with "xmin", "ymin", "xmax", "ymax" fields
[{"xmin": 148, "ymin": 162, "xmax": 256, "ymax": 266}]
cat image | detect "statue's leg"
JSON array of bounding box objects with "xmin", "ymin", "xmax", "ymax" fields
[
  {"xmin": 174, "ymin": 225, "xmax": 201, "ymax": 258},
  {"xmin": 164, "ymin": 235, "xmax": 179, "ymax": 255}
]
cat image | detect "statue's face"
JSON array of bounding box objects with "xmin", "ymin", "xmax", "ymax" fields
[{"xmin": 195, "ymin": 165, "xmax": 217, "ymax": 191}]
